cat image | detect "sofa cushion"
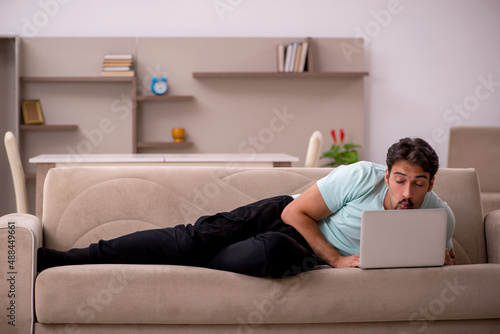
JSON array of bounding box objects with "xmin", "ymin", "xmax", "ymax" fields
[
  {"xmin": 482, "ymin": 192, "xmax": 500, "ymax": 216},
  {"xmin": 35, "ymin": 264, "xmax": 500, "ymax": 325},
  {"xmin": 31, "ymin": 320, "xmax": 500, "ymax": 334}
]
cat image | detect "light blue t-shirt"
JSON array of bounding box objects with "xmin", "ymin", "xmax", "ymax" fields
[{"xmin": 298, "ymin": 161, "xmax": 455, "ymax": 256}]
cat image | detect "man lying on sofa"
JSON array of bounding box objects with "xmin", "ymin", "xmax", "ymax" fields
[{"xmin": 37, "ymin": 137, "xmax": 456, "ymax": 278}]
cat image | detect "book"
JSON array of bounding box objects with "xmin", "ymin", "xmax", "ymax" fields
[
  {"xmin": 284, "ymin": 44, "xmax": 293, "ymax": 73},
  {"xmin": 304, "ymin": 37, "xmax": 313, "ymax": 72},
  {"xmin": 293, "ymin": 43, "xmax": 302, "ymax": 72},
  {"xmin": 278, "ymin": 40, "xmax": 311, "ymax": 73},
  {"xmin": 298, "ymin": 41, "xmax": 309, "ymax": 72},
  {"xmin": 102, "ymin": 67, "xmax": 133, "ymax": 71},
  {"xmin": 276, "ymin": 44, "xmax": 285, "ymax": 72},
  {"xmin": 103, "ymin": 58, "xmax": 133, "ymax": 62},
  {"xmin": 102, "ymin": 54, "xmax": 134, "ymax": 77},
  {"xmin": 103, "ymin": 61, "xmax": 133, "ymax": 66},
  {"xmin": 104, "ymin": 54, "xmax": 133, "ymax": 60},
  {"xmin": 101, "ymin": 70, "xmax": 135, "ymax": 77},
  {"xmin": 288, "ymin": 42, "xmax": 298, "ymax": 72}
]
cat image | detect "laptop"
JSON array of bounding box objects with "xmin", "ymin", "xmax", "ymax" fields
[{"xmin": 359, "ymin": 208, "xmax": 448, "ymax": 269}]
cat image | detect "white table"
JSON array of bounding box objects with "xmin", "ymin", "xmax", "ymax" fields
[
  {"xmin": 29, "ymin": 153, "xmax": 299, "ymax": 217},
  {"xmin": 30, "ymin": 153, "xmax": 297, "ymax": 167}
]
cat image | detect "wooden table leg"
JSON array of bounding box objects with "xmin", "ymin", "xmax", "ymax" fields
[{"xmin": 35, "ymin": 163, "xmax": 55, "ymax": 220}]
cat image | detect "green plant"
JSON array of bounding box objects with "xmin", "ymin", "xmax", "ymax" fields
[{"xmin": 321, "ymin": 128, "xmax": 361, "ymax": 167}]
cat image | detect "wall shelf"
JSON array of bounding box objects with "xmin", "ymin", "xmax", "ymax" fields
[
  {"xmin": 134, "ymin": 90, "xmax": 195, "ymax": 152},
  {"xmin": 192, "ymin": 71, "xmax": 369, "ymax": 79},
  {"xmin": 136, "ymin": 95, "xmax": 194, "ymax": 102},
  {"xmin": 9, "ymin": 36, "xmax": 368, "ymax": 216},
  {"xmin": 20, "ymin": 124, "xmax": 78, "ymax": 131},
  {"xmin": 21, "ymin": 76, "xmax": 134, "ymax": 83},
  {"xmin": 19, "ymin": 75, "xmax": 138, "ymax": 185},
  {"xmin": 137, "ymin": 141, "xmax": 194, "ymax": 149}
]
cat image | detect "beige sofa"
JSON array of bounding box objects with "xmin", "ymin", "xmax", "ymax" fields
[
  {"xmin": 448, "ymin": 126, "xmax": 500, "ymax": 215},
  {"xmin": 1, "ymin": 166, "xmax": 500, "ymax": 334}
]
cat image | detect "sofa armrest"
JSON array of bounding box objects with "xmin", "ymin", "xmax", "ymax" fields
[
  {"xmin": 0, "ymin": 213, "xmax": 42, "ymax": 334},
  {"xmin": 485, "ymin": 209, "xmax": 500, "ymax": 264}
]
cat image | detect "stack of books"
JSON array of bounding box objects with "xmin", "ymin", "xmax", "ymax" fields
[
  {"xmin": 276, "ymin": 38, "xmax": 310, "ymax": 73},
  {"xmin": 101, "ymin": 54, "xmax": 134, "ymax": 77}
]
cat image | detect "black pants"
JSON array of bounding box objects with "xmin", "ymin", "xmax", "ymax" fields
[
  {"xmin": 37, "ymin": 196, "xmax": 324, "ymax": 278},
  {"xmin": 43, "ymin": 196, "xmax": 321, "ymax": 278}
]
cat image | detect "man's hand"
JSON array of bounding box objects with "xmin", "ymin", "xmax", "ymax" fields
[
  {"xmin": 331, "ymin": 254, "xmax": 360, "ymax": 268},
  {"xmin": 444, "ymin": 248, "xmax": 456, "ymax": 266}
]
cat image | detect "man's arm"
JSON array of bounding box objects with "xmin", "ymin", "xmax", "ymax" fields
[{"xmin": 281, "ymin": 183, "xmax": 359, "ymax": 268}]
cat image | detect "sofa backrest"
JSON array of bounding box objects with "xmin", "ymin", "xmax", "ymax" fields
[
  {"xmin": 448, "ymin": 126, "xmax": 500, "ymax": 193},
  {"xmin": 42, "ymin": 166, "xmax": 486, "ymax": 264},
  {"xmin": 432, "ymin": 168, "xmax": 486, "ymax": 264}
]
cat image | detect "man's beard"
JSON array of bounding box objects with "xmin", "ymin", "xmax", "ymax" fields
[{"xmin": 394, "ymin": 198, "xmax": 414, "ymax": 210}]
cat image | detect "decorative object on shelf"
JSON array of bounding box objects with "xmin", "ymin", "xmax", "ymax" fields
[
  {"xmin": 101, "ymin": 54, "xmax": 134, "ymax": 77},
  {"xmin": 151, "ymin": 76, "xmax": 168, "ymax": 95},
  {"xmin": 321, "ymin": 128, "xmax": 361, "ymax": 167},
  {"xmin": 21, "ymin": 100, "xmax": 44, "ymax": 125},
  {"xmin": 171, "ymin": 127, "xmax": 185, "ymax": 143}
]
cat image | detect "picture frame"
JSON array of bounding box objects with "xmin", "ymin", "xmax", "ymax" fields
[{"xmin": 21, "ymin": 100, "xmax": 44, "ymax": 125}]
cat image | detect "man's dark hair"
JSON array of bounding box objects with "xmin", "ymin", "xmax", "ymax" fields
[{"xmin": 386, "ymin": 137, "xmax": 439, "ymax": 179}]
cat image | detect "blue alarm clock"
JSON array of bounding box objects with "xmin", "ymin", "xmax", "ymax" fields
[{"xmin": 151, "ymin": 77, "xmax": 168, "ymax": 95}]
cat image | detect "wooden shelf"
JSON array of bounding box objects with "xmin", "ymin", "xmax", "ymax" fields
[
  {"xmin": 137, "ymin": 141, "xmax": 194, "ymax": 149},
  {"xmin": 17, "ymin": 38, "xmax": 367, "ymax": 161},
  {"xmin": 136, "ymin": 95, "xmax": 194, "ymax": 102},
  {"xmin": 192, "ymin": 71, "xmax": 369, "ymax": 79},
  {"xmin": 21, "ymin": 76, "xmax": 135, "ymax": 83},
  {"xmin": 20, "ymin": 124, "xmax": 78, "ymax": 131}
]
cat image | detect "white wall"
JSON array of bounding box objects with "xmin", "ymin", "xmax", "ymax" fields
[{"xmin": 1, "ymin": 0, "xmax": 499, "ymax": 166}]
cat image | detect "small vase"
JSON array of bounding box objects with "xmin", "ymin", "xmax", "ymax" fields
[{"xmin": 172, "ymin": 128, "xmax": 185, "ymax": 143}]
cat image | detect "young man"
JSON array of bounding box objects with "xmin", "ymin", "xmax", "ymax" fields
[
  {"xmin": 37, "ymin": 137, "xmax": 455, "ymax": 277},
  {"xmin": 282, "ymin": 137, "xmax": 456, "ymax": 269}
]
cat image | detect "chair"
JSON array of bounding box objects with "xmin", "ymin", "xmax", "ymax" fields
[
  {"xmin": 448, "ymin": 126, "xmax": 500, "ymax": 215},
  {"xmin": 4, "ymin": 131, "xmax": 29, "ymax": 213},
  {"xmin": 304, "ymin": 130, "xmax": 323, "ymax": 167}
]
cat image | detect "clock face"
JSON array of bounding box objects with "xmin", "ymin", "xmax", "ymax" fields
[{"xmin": 152, "ymin": 78, "xmax": 168, "ymax": 95}]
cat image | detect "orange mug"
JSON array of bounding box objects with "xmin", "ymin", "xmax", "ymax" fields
[{"xmin": 172, "ymin": 127, "xmax": 185, "ymax": 143}]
